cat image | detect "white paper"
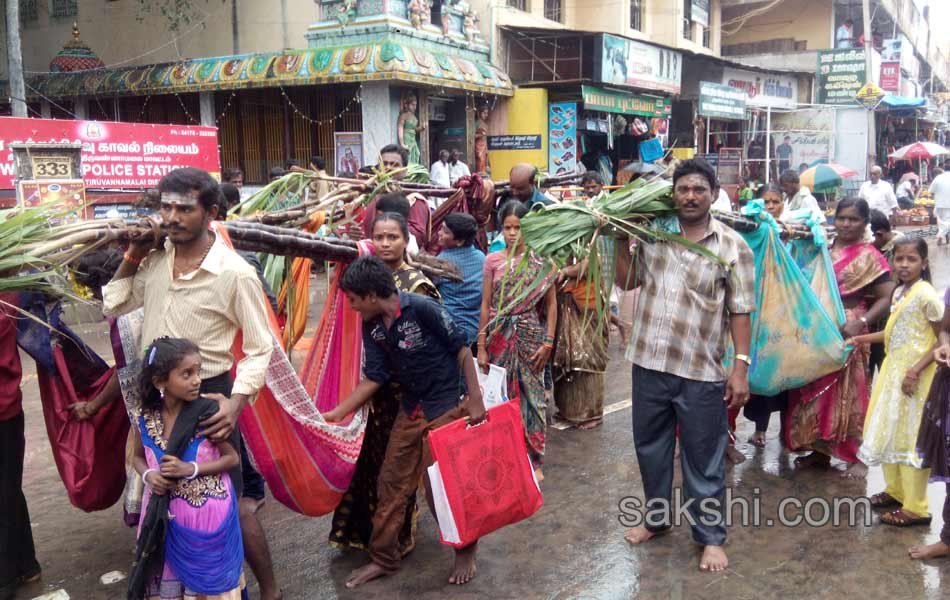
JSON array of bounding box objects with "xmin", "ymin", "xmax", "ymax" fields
[{"xmin": 427, "ymin": 461, "xmax": 461, "ymax": 544}]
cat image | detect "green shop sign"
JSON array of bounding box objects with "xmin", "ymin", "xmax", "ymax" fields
[{"xmin": 581, "ymin": 85, "xmax": 671, "ymax": 117}]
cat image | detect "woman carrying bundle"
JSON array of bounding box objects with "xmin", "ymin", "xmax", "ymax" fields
[
  {"xmin": 328, "ymin": 211, "xmax": 439, "ymax": 554},
  {"xmin": 477, "ymin": 201, "xmax": 557, "ymax": 480},
  {"xmin": 786, "ymin": 198, "xmax": 895, "ymax": 476}
]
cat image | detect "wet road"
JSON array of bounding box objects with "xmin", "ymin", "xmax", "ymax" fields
[{"xmin": 13, "ymin": 239, "xmax": 950, "ymax": 600}]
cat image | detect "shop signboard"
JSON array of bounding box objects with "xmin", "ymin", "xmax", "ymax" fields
[
  {"xmin": 698, "ymin": 82, "xmax": 748, "ymax": 120},
  {"xmin": 487, "ymin": 135, "xmax": 542, "ymax": 151},
  {"xmin": 0, "ymin": 117, "xmax": 219, "ymax": 189},
  {"xmin": 721, "ymin": 67, "xmax": 797, "ymax": 109},
  {"xmin": 548, "ymin": 103, "xmax": 578, "ymax": 177},
  {"xmin": 581, "ymin": 85, "xmax": 671, "ymax": 117},
  {"xmin": 880, "ymin": 62, "xmax": 901, "ymax": 92},
  {"xmin": 598, "ymin": 34, "xmax": 682, "ymax": 95},
  {"xmin": 816, "ymin": 48, "xmax": 866, "ymax": 105},
  {"xmin": 691, "ymin": 0, "xmax": 710, "ymax": 27},
  {"xmin": 334, "ymin": 132, "xmax": 363, "ymax": 176},
  {"xmin": 855, "ymin": 82, "xmax": 886, "ymax": 110}
]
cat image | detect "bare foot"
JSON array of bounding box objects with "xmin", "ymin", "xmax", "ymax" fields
[
  {"xmin": 700, "ymin": 545, "xmax": 729, "ymax": 572},
  {"xmin": 726, "ymin": 446, "xmax": 747, "ymax": 464},
  {"xmin": 578, "ymin": 418, "xmax": 603, "ymax": 430},
  {"xmin": 909, "ymin": 541, "xmax": 950, "ymax": 560},
  {"xmin": 448, "ymin": 543, "xmax": 478, "ymax": 585},
  {"xmin": 345, "ymin": 562, "xmax": 393, "ymax": 589},
  {"xmin": 748, "ymin": 431, "xmax": 766, "ymax": 448},
  {"xmin": 534, "ymin": 467, "xmax": 545, "ymax": 483},
  {"xmin": 840, "ymin": 462, "xmax": 867, "ymax": 479},
  {"xmin": 624, "ymin": 526, "xmax": 665, "ymax": 545}
]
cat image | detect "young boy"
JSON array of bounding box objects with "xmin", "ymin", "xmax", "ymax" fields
[{"xmin": 323, "ymin": 256, "xmax": 486, "ymax": 588}]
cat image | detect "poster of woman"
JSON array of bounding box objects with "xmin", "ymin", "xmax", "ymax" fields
[{"xmin": 334, "ymin": 132, "xmax": 363, "ymax": 176}]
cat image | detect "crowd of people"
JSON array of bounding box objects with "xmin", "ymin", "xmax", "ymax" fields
[{"xmin": 3, "ymin": 149, "xmax": 950, "ymax": 600}]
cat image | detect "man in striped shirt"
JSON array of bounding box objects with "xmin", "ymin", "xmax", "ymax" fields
[
  {"xmin": 102, "ymin": 168, "xmax": 282, "ymax": 600},
  {"xmin": 614, "ymin": 158, "xmax": 754, "ymax": 573}
]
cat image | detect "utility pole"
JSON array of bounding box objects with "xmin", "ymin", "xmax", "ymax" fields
[
  {"xmin": 862, "ymin": 0, "xmax": 876, "ymax": 172},
  {"xmin": 5, "ymin": 0, "xmax": 27, "ymax": 118}
]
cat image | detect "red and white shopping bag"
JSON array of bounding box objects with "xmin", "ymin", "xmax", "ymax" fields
[{"xmin": 426, "ymin": 400, "xmax": 543, "ymax": 548}]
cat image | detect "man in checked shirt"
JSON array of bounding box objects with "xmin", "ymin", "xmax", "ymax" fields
[{"xmin": 614, "ymin": 158, "xmax": 755, "ymax": 572}]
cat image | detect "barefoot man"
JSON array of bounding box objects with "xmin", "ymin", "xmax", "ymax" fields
[
  {"xmin": 323, "ymin": 256, "xmax": 486, "ymax": 587},
  {"xmin": 614, "ymin": 158, "xmax": 754, "ymax": 572}
]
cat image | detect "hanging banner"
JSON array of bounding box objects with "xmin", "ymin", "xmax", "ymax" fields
[
  {"xmin": 0, "ymin": 117, "xmax": 220, "ymax": 189},
  {"xmin": 816, "ymin": 48, "xmax": 866, "ymax": 105},
  {"xmin": 548, "ymin": 102, "xmax": 578, "ymax": 177},
  {"xmin": 598, "ymin": 34, "xmax": 682, "ymax": 94},
  {"xmin": 698, "ymin": 81, "xmax": 748, "ymax": 120},
  {"xmin": 880, "ymin": 62, "xmax": 900, "ymax": 92},
  {"xmin": 581, "ymin": 85, "xmax": 671, "ymax": 117},
  {"xmin": 770, "ymin": 109, "xmax": 833, "ymax": 171}
]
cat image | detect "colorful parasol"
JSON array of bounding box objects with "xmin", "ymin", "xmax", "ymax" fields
[
  {"xmin": 799, "ymin": 163, "xmax": 859, "ymax": 191},
  {"xmin": 888, "ymin": 142, "xmax": 949, "ymax": 160}
]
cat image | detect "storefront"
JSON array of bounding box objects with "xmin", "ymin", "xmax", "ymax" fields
[
  {"xmin": 501, "ymin": 29, "xmax": 682, "ymax": 186},
  {"xmin": 680, "ymin": 54, "xmax": 812, "ymax": 188}
]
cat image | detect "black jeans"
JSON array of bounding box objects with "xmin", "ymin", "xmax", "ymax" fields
[
  {"xmin": 200, "ymin": 372, "xmax": 266, "ymax": 501},
  {"xmin": 743, "ymin": 392, "xmax": 788, "ymax": 436},
  {"xmin": 631, "ymin": 366, "xmax": 728, "ymax": 546},
  {"xmin": 0, "ymin": 412, "xmax": 41, "ymax": 587}
]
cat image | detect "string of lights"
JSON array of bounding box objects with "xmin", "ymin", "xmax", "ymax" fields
[{"xmin": 277, "ymin": 84, "xmax": 363, "ymax": 126}]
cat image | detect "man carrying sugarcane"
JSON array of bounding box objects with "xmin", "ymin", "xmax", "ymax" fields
[
  {"xmin": 614, "ymin": 158, "xmax": 755, "ymax": 572},
  {"xmin": 102, "ymin": 167, "xmax": 283, "ymax": 600}
]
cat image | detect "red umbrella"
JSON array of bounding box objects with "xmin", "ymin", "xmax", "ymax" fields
[{"xmin": 888, "ymin": 142, "xmax": 949, "ymax": 160}]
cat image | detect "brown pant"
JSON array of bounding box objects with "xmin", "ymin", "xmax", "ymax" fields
[{"xmin": 369, "ymin": 405, "xmax": 465, "ymax": 570}]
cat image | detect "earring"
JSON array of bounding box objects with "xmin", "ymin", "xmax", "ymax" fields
[{"xmin": 159, "ymin": 388, "xmax": 165, "ymax": 399}]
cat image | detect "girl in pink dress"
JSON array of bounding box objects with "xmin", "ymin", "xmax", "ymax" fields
[{"xmin": 129, "ymin": 337, "xmax": 246, "ymax": 600}]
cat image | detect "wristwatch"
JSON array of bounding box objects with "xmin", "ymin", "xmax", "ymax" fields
[{"xmin": 735, "ymin": 353, "xmax": 752, "ymax": 366}]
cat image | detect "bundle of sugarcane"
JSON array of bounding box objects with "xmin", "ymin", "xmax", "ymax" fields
[
  {"xmin": 14, "ymin": 216, "xmax": 462, "ymax": 282},
  {"xmin": 0, "ymin": 205, "xmax": 73, "ymax": 297}
]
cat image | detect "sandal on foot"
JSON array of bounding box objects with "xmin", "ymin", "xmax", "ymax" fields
[
  {"xmin": 868, "ymin": 492, "xmax": 901, "ymax": 509},
  {"xmin": 881, "ymin": 509, "xmax": 932, "ymax": 527}
]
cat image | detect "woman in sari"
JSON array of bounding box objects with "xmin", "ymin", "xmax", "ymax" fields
[
  {"xmin": 786, "ymin": 198, "xmax": 895, "ymax": 475},
  {"xmin": 477, "ymin": 201, "xmax": 557, "ymax": 480},
  {"xmin": 328, "ymin": 211, "xmax": 440, "ymax": 554}
]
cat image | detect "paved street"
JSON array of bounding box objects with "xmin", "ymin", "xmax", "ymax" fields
[{"xmin": 12, "ymin": 240, "xmax": 950, "ymax": 600}]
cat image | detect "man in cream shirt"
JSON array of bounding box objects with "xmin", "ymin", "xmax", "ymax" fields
[{"xmin": 859, "ymin": 165, "xmax": 898, "ymax": 217}]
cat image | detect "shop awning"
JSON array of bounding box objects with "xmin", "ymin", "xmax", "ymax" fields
[
  {"xmin": 28, "ymin": 45, "xmax": 514, "ymax": 99},
  {"xmin": 880, "ymin": 95, "xmax": 926, "ymax": 109}
]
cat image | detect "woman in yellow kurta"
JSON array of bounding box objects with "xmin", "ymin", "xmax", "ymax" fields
[{"xmin": 850, "ymin": 238, "xmax": 941, "ymax": 526}]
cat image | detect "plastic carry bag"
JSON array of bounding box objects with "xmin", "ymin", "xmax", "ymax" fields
[
  {"xmin": 726, "ymin": 203, "xmax": 849, "ymax": 396},
  {"xmin": 427, "ymin": 400, "xmax": 543, "ymax": 548},
  {"xmin": 473, "ymin": 358, "xmax": 509, "ymax": 409}
]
